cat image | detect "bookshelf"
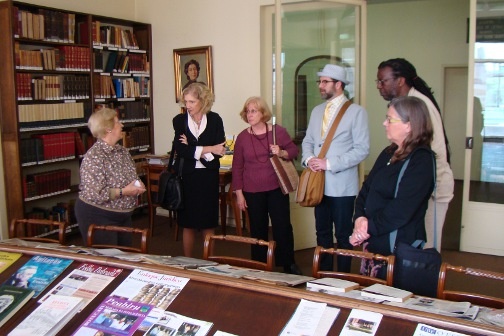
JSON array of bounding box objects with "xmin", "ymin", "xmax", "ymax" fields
[{"xmin": 0, "ymin": 1, "xmax": 154, "ymax": 230}]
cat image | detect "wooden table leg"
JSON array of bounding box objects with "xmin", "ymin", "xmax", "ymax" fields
[{"xmin": 219, "ymin": 183, "xmax": 227, "ymax": 235}]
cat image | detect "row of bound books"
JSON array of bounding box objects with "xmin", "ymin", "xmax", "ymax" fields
[
  {"xmin": 115, "ymin": 101, "xmax": 151, "ymax": 121},
  {"xmin": 16, "ymin": 74, "xmax": 90, "ymax": 101},
  {"xmin": 12, "ymin": 7, "xmax": 76, "ymax": 43},
  {"xmin": 23, "ymin": 169, "xmax": 71, "ymax": 200},
  {"xmin": 93, "ymin": 75, "xmax": 150, "ymax": 99},
  {"xmin": 20, "ymin": 132, "xmax": 76, "ymax": 165},
  {"xmin": 15, "ymin": 43, "xmax": 91, "ymax": 71},
  {"xmin": 121, "ymin": 126, "xmax": 150, "ymax": 150},
  {"xmin": 78, "ymin": 21, "xmax": 140, "ymax": 49},
  {"xmin": 94, "ymin": 50, "xmax": 149, "ymax": 74},
  {"xmin": 18, "ymin": 102, "xmax": 85, "ymax": 123}
]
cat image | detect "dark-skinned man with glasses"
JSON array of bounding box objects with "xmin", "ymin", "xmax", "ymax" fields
[
  {"xmin": 376, "ymin": 58, "xmax": 454, "ymax": 252},
  {"xmin": 301, "ymin": 64, "xmax": 370, "ymax": 272}
]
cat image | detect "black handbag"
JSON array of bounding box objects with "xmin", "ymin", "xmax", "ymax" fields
[
  {"xmin": 393, "ymin": 241, "xmax": 441, "ymax": 298},
  {"xmin": 390, "ymin": 155, "xmax": 441, "ymax": 298},
  {"xmin": 157, "ymin": 146, "xmax": 184, "ymax": 211}
]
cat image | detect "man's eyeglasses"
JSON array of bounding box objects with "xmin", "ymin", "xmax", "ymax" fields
[
  {"xmin": 385, "ymin": 115, "xmax": 403, "ymax": 124},
  {"xmin": 316, "ymin": 80, "xmax": 337, "ymax": 85},
  {"xmin": 375, "ymin": 77, "xmax": 395, "ymax": 86}
]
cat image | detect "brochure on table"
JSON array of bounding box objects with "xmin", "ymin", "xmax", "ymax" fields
[
  {"xmin": 142, "ymin": 310, "xmax": 213, "ymax": 336},
  {"xmin": 279, "ymin": 299, "xmax": 340, "ymax": 336},
  {"xmin": 339, "ymin": 309, "xmax": 383, "ymax": 336}
]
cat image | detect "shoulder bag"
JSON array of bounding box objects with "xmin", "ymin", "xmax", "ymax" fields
[
  {"xmin": 391, "ymin": 154, "xmax": 441, "ymax": 297},
  {"xmin": 296, "ymin": 101, "xmax": 351, "ymax": 207},
  {"xmin": 157, "ymin": 143, "xmax": 185, "ymax": 211},
  {"xmin": 270, "ymin": 118, "xmax": 299, "ymax": 194}
]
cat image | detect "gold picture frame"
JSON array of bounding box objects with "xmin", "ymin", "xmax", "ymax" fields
[{"xmin": 173, "ymin": 45, "xmax": 213, "ymax": 102}]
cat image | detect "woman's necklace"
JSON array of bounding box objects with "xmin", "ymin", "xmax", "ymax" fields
[{"xmin": 250, "ymin": 123, "xmax": 270, "ymax": 163}]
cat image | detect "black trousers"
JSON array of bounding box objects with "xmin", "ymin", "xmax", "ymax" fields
[
  {"xmin": 243, "ymin": 188, "xmax": 295, "ymax": 268},
  {"xmin": 314, "ymin": 195, "xmax": 356, "ymax": 272}
]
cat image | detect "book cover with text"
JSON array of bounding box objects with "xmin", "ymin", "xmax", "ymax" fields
[
  {"xmin": 3, "ymin": 255, "xmax": 73, "ymax": 298},
  {"xmin": 72, "ymin": 296, "xmax": 154, "ymax": 336},
  {"xmin": 0, "ymin": 285, "xmax": 34, "ymax": 327},
  {"xmin": 0, "ymin": 252, "xmax": 22, "ymax": 274}
]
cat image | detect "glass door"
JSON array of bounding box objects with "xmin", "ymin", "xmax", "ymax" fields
[
  {"xmin": 260, "ymin": 0, "xmax": 365, "ymax": 250},
  {"xmin": 461, "ymin": 0, "xmax": 504, "ymax": 256}
]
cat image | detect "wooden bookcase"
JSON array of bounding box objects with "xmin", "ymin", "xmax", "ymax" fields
[{"xmin": 0, "ymin": 0, "xmax": 154, "ymax": 231}]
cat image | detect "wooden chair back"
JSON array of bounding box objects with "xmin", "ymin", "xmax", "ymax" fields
[
  {"xmin": 144, "ymin": 164, "xmax": 178, "ymax": 240},
  {"xmin": 9, "ymin": 218, "xmax": 67, "ymax": 245},
  {"xmin": 203, "ymin": 234, "xmax": 276, "ymax": 271},
  {"xmin": 86, "ymin": 224, "xmax": 149, "ymax": 253},
  {"xmin": 312, "ymin": 246, "xmax": 395, "ymax": 286},
  {"xmin": 437, "ymin": 262, "xmax": 504, "ymax": 309}
]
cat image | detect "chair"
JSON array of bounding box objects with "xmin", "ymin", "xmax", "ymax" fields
[
  {"xmin": 86, "ymin": 224, "xmax": 149, "ymax": 253},
  {"xmin": 437, "ymin": 262, "xmax": 504, "ymax": 309},
  {"xmin": 312, "ymin": 246, "xmax": 395, "ymax": 286},
  {"xmin": 203, "ymin": 234, "xmax": 276, "ymax": 271},
  {"xmin": 144, "ymin": 164, "xmax": 179, "ymax": 240},
  {"xmin": 9, "ymin": 218, "xmax": 68, "ymax": 245},
  {"xmin": 227, "ymin": 187, "xmax": 250, "ymax": 236}
]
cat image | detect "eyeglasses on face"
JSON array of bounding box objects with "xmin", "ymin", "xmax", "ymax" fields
[
  {"xmin": 384, "ymin": 115, "xmax": 403, "ymax": 124},
  {"xmin": 375, "ymin": 77, "xmax": 395, "ymax": 86},
  {"xmin": 246, "ymin": 109, "xmax": 260, "ymax": 114},
  {"xmin": 316, "ymin": 80, "xmax": 337, "ymax": 85}
]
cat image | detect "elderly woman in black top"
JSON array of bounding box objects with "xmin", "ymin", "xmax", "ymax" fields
[
  {"xmin": 350, "ymin": 96, "xmax": 435, "ymax": 277},
  {"xmin": 75, "ymin": 107, "xmax": 146, "ymax": 246}
]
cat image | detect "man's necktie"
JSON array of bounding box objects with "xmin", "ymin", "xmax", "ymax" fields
[{"xmin": 321, "ymin": 102, "xmax": 333, "ymax": 136}]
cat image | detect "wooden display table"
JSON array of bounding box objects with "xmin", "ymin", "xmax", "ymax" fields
[{"xmin": 0, "ymin": 245, "xmax": 501, "ymax": 335}]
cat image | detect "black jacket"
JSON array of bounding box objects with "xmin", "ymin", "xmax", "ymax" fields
[
  {"xmin": 354, "ymin": 146, "xmax": 435, "ymax": 255},
  {"xmin": 172, "ymin": 111, "xmax": 225, "ymax": 174}
]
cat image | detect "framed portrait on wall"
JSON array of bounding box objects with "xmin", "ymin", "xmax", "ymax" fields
[{"xmin": 173, "ymin": 45, "xmax": 213, "ymax": 102}]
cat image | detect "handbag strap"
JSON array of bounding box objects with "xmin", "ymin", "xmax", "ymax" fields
[
  {"xmin": 168, "ymin": 141, "xmax": 184, "ymax": 177},
  {"xmin": 318, "ymin": 100, "xmax": 351, "ymax": 159},
  {"xmin": 389, "ymin": 154, "xmax": 436, "ymax": 252}
]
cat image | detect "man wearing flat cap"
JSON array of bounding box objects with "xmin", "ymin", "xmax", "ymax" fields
[{"xmin": 301, "ymin": 64, "xmax": 369, "ymax": 272}]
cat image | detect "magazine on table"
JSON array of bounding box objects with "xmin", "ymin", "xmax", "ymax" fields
[
  {"xmin": 142, "ymin": 255, "xmax": 218, "ymax": 269},
  {"xmin": 142, "ymin": 310, "xmax": 213, "ymax": 336},
  {"xmin": 109, "ymin": 269, "xmax": 189, "ymax": 311},
  {"xmin": 90, "ymin": 248, "xmax": 147, "ymax": 262},
  {"xmin": 72, "ymin": 296, "xmax": 154, "ymax": 336},
  {"xmin": 9, "ymin": 294, "xmax": 84, "ymax": 336},
  {"xmin": 198, "ymin": 264, "xmax": 314, "ymax": 286},
  {"xmin": 279, "ymin": 299, "xmax": 340, "ymax": 336},
  {"xmin": 38, "ymin": 262, "xmax": 123, "ymax": 310},
  {"xmin": 339, "ymin": 308, "xmax": 383, "ymax": 336},
  {"xmin": 386, "ymin": 296, "xmax": 479, "ymax": 320},
  {"xmin": 3, "ymin": 255, "xmax": 73, "ymax": 298},
  {"xmin": 413, "ymin": 323, "xmax": 469, "ymax": 336},
  {"xmin": 0, "ymin": 252, "xmax": 22, "ymax": 274},
  {"xmin": 0, "ymin": 285, "xmax": 34, "ymax": 327}
]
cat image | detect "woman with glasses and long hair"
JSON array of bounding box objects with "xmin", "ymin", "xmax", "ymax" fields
[{"xmin": 350, "ymin": 96, "xmax": 435, "ymax": 279}]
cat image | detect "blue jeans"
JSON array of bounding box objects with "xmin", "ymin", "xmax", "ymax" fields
[{"xmin": 315, "ymin": 195, "xmax": 356, "ymax": 272}]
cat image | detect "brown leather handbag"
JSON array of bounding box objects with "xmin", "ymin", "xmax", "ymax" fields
[
  {"xmin": 296, "ymin": 101, "xmax": 351, "ymax": 207},
  {"xmin": 270, "ymin": 120, "xmax": 299, "ymax": 194}
]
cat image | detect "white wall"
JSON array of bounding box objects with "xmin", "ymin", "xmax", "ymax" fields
[{"xmin": 134, "ymin": 0, "xmax": 261, "ymax": 155}]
